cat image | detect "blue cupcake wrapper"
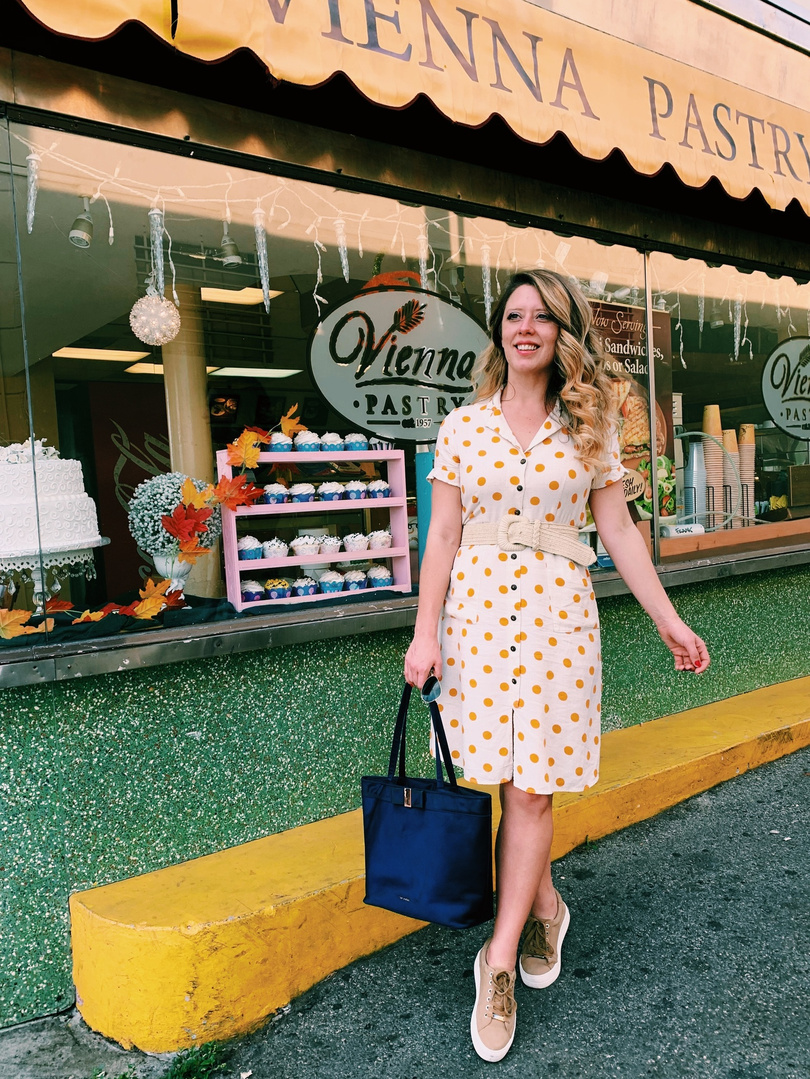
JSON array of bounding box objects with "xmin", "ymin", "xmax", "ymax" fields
[
  {"xmin": 345, "ymin": 441, "xmax": 368, "ymax": 451},
  {"xmin": 270, "ymin": 444, "xmax": 292, "ymax": 452},
  {"xmin": 262, "ymin": 493, "xmax": 288, "ymax": 504},
  {"xmin": 368, "ymin": 490, "xmax": 390, "ymax": 499},
  {"xmin": 265, "ymin": 588, "xmax": 291, "ymax": 600},
  {"xmin": 238, "ymin": 549, "xmax": 263, "ymax": 560},
  {"xmin": 320, "ymin": 492, "xmax": 343, "ymax": 501},
  {"xmin": 291, "ymin": 494, "xmax": 316, "ymax": 502},
  {"xmin": 346, "ymin": 490, "xmax": 366, "ymax": 500},
  {"xmin": 319, "ymin": 583, "xmax": 344, "ymax": 593},
  {"xmin": 241, "ymin": 590, "xmax": 264, "ymax": 602},
  {"xmin": 345, "ymin": 580, "xmax": 367, "ymax": 591},
  {"xmin": 293, "ymin": 584, "xmax": 317, "ymax": 596}
]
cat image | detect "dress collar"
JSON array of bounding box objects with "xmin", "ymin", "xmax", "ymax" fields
[{"xmin": 482, "ymin": 389, "xmax": 565, "ymax": 450}]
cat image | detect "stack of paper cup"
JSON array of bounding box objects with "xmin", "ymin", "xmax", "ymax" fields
[
  {"xmin": 738, "ymin": 423, "xmax": 756, "ymax": 526},
  {"xmin": 722, "ymin": 429, "xmax": 741, "ymax": 528},
  {"xmin": 702, "ymin": 405, "xmax": 724, "ymax": 530}
]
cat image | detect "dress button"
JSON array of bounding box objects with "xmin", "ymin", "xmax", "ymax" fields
[
  {"xmin": 510, "ymin": 584, "xmax": 517, "ymax": 590},
  {"xmin": 510, "ymin": 615, "xmax": 516, "ymax": 621},
  {"xmin": 520, "ymin": 458, "xmax": 526, "ymax": 465},
  {"xmin": 511, "ymin": 678, "xmax": 517, "ymax": 685},
  {"xmin": 510, "ymin": 553, "xmax": 517, "ymax": 559},
  {"xmin": 517, "ymin": 485, "xmax": 523, "ymax": 491},
  {"xmin": 510, "ymin": 646, "xmax": 516, "ymax": 652},
  {"xmin": 515, "ymin": 509, "xmax": 521, "ymax": 515}
]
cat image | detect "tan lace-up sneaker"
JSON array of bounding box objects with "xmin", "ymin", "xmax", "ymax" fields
[
  {"xmin": 519, "ymin": 888, "xmax": 570, "ymax": 989},
  {"xmin": 470, "ymin": 940, "xmax": 517, "ymax": 1062}
]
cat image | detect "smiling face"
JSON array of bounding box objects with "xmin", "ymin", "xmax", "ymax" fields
[{"xmin": 500, "ymin": 284, "xmax": 560, "ymax": 382}]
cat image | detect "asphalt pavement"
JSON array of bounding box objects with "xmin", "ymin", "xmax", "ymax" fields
[{"xmin": 3, "ymin": 744, "xmax": 809, "ymax": 1079}]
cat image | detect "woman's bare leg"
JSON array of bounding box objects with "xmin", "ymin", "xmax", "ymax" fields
[{"xmin": 486, "ymin": 782, "xmax": 558, "ymax": 971}]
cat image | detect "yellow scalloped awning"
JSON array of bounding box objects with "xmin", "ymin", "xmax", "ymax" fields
[{"xmin": 19, "ymin": 0, "xmax": 810, "ymax": 215}]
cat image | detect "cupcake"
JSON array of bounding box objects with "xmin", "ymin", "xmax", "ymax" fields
[
  {"xmin": 262, "ymin": 537, "xmax": 289, "ymax": 559},
  {"xmin": 290, "ymin": 535, "xmax": 321, "ymax": 556},
  {"xmin": 240, "ymin": 579, "xmax": 265, "ymax": 602},
  {"xmin": 289, "ymin": 482, "xmax": 316, "ymax": 502},
  {"xmin": 319, "ymin": 570, "xmax": 345, "ymax": 594},
  {"xmin": 345, "ymin": 432, "xmax": 369, "ymax": 451},
  {"xmin": 368, "ymin": 529, "xmax": 393, "ymax": 550},
  {"xmin": 292, "ymin": 576, "xmax": 317, "ymax": 596},
  {"xmin": 320, "ymin": 432, "xmax": 344, "ymax": 451},
  {"xmin": 262, "ymin": 482, "xmax": 289, "ymax": 505},
  {"xmin": 366, "ymin": 564, "xmax": 394, "ymax": 587},
  {"xmin": 344, "ymin": 569, "xmax": 367, "ymax": 591},
  {"xmin": 318, "ymin": 482, "xmax": 346, "ymax": 502},
  {"xmin": 237, "ymin": 535, "xmax": 263, "ymax": 560},
  {"xmin": 269, "ymin": 432, "xmax": 293, "ymax": 452},
  {"xmin": 319, "ymin": 535, "xmax": 342, "ymax": 555},
  {"xmin": 264, "ymin": 578, "xmax": 291, "ymax": 600},
  {"xmin": 367, "ymin": 479, "xmax": 391, "ymax": 499},
  {"xmin": 343, "ymin": 532, "xmax": 369, "ymax": 552},
  {"xmin": 345, "ymin": 480, "xmax": 367, "ymax": 500},
  {"xmin": 294, "ymin": 431, "xmax": 321, "ymax": 452}
]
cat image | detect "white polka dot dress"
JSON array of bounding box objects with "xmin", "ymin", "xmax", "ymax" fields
[{"xmin": 427, "ymin": 390, "xmax": 625, "ymax": 794}]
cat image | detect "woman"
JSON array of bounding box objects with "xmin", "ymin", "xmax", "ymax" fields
[{"xmin": 404, "ymin": 269, "xmax": 709, "ymax": 1063}]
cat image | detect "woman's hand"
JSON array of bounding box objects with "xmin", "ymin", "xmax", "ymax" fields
[
  {"xmin": 656, "ymin": 616, "xmax": 710, "ymax": 673},
  {"xmin": 404, "ymin": 633, "xmax": 442, "ymax": 689}
]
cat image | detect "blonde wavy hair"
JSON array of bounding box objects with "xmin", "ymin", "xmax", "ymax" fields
[{"xmin": 472, "ymin": 269, "xmax": 618, "ymax": 473}]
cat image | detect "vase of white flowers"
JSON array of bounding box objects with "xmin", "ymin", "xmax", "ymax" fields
[{"xmin": 127, "ymin": 472, "xmax": 223, "ymax": 594}]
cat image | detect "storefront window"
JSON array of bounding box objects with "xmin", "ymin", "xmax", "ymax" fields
[
  {"xmin": 2, "ymin": 120, "xmax": 654, "ymax": 651},
  {"xmin": 649, "ymin": 253, "xmax": 810, "ymax": 563}
]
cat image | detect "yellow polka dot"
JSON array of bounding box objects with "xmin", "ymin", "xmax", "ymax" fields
[
  {"xmin": 526, "ymin": 786, "xmax": 536, "ymax": 794},
  {"xmin": 556, "ymin": 777, "xmax": 565, "ymax": 787},
  {"xmin": 535, "ymin": 462, "xmax": 545, "ymax": 472},
  {"xmin": 564, "ymin": 746, "xmax": 574, "ymax": 755},
  {"xmin": 483, "ymin": 697, "xmax": 493, "ymax": 707},
  {"xmin": 494, "ymin": 460, "xmax": 504, "ymax": 468},
  {"xmin": 548, "ymin": 756, "xmax": 555, "ymax": 766},
  {"xmin": 532, "ymin": 684, "xmax": 541, "ymax": 694},
  {"xmin": 483, "ymin": 762, "xmax": 493, "ymax": 772},
  {"xmin": 563, "ymin": 658, "xmax": 572, "ymax": 668},
  {"xmin": 483, "ymin": 731, "xmax": 492, "ymax": 740},
  {"xmin": 530, "ymin": 753, "xmax": 539, "ymax": 763},
  {"xmin": 568, "ymin": 469, "xmax": 577, "ymax": 479},
  {"xmin": 493, "ymin": 491, "xmax": 502, "ymax": 501},
  {"xmin": 545, "ymin": 513, "xmax": 555, "ymax": 522},
  {"xmin": 534, "ymin": 584, "xmax": 544, "ymax": 594},
  {"xmin": 499, "ymin": 747, "xmax": 508, "ymax": 756},
  {"xmin": 468, "ymin": 744, "xmax": 476, "ymax": 753},
  {"xmin": 498, "ymin": 552, "xmax": 508, "ymax": 562},
  {"xmin": 462, "ymin": 415, "xmax": 471, "ymax": 422},
  {"xmin": 558, "ymin": 691, "xmax": 568, "ymax": 701},
  {"xmin": 484, "ymin": 567, "xmax": 492, "ymax": 576},
  {"xmin": 499, "ymin": 714, "xmax": 510, "ymax": 724},
  {"xmin": 555, "ymin": 577, "xmax": 565, "ymax": 587},
  {"xmin": 447, "ymin": 657, "xmax": 455, "ymax": 666},
  {"xmin": 499, "ymin": 585, "xmax": 508, "ymax": 595},
  {"xmin": 546, "ymin": 670, "xmax": 554, "ymax": 679},
  {"xmin": 576, "ymin": 767, "xmax": 583, "ymax": 776},
  {"xmin": 549, "ymin": 637, "xmax": 558, "ymax": 646},
  {"xmin": 530, "ymin": 718, "xmax": 540, "ymax": 729},
  {"xmin": 484, "ymin": 632, "xmax": 493, "ymax": 641},
  {"xmin": 499, "ymin": 682, "xmax": 509, "ymax": 691},
  {"xmin": 534, "ymin": 651, "xmax": 543, "ymax": 661},
  {"xmin": 517, "ymin": 731, "xmax": 525, "ymax": 741},
  {"xmin": 450, "ymin": 718, "xmax": 459, "ymax": 727},
  {"xmin": 549, "ymin": 481, "xmax": 559, "ymax": 490},
  {"xmin": 483, "ymin": 664, "xmax": 493, "ymax": 673},
  {"xmin": 477, "ymin": 476, "xmax": 486, "ymax": 486},
  {"xmin": 555, "ymin": 451, "xmax": 565, "ymax": 458},
  {"xmin": 451, "ymin": 750, "xmax": 460, "ymax": 758},
  {"xmin": 499, "ymin": 648, "xmax": 509, "ymax": 658}
]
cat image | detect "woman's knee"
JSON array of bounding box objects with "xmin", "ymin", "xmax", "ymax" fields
[{"xmin": 501, "ymin": 782, "xmax": 553, "ymax": 820}]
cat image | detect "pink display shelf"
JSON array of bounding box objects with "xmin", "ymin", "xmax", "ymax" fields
[{"xmin": 217, "ymin": 448, "xmax": 411, "ymax": 611}]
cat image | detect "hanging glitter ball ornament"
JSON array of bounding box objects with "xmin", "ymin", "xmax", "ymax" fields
[{"xmin": 130, "ymin": 287, "xmax": 181, "ymax": 346}]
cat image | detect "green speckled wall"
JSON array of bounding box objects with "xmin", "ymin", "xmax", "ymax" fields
[{"xmin": 1, "ymin": 565, "xmax": 808, "ymax": 1026}]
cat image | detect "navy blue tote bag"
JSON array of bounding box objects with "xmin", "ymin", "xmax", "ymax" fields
[{"xmin": 362, "ymin": 682, "xmax": 494, "ymax": 929}]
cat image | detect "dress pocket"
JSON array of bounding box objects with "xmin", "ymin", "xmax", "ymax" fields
[
  {"xmin": 442, "ymin": 597, "xmax": 480, "ymax": 625},
  {"xmin": 551, "ymin": 573, "xmax": 598, "ymax": 632}
]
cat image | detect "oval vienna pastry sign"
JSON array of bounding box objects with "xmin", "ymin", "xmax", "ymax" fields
[
  {"xmin": 308, "ymin": 288, "xmax": 489, "ymax": 443},
  {"xmin": 761, "ymin": 336, "xmax": 810, "ymax": 439}
]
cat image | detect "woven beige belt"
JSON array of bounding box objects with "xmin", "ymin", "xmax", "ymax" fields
[{"xmin": 460, "ymin": 514, "xmax": 596, "ymax": 566}]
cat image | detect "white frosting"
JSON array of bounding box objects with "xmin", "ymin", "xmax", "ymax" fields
[{"xmin": 0, "ymin": 443, "xmax": 102, "ymax": 557}]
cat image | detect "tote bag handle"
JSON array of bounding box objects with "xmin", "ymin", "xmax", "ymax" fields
[{"xmin": 386, "ymin": 682, "xmax": 459, "ymax": 789}]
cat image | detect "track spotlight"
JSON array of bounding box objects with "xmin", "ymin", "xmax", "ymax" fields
[
  {"xmin": 69, "ymin": 197, "xmax": 93, "ymax": 248},
  {"xmin": 219, "ymin": 222, "xmax": 242, "ymax": 268}
]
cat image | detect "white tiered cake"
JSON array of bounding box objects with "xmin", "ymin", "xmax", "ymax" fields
[{"xmin": 0, "ymin": 439, "xmax": 102, "ymax": 557}]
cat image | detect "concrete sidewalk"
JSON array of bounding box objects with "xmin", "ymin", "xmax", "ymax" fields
[{"xmin": 3, "ymin": 743, "xmax": 808, "ymax": 1078}]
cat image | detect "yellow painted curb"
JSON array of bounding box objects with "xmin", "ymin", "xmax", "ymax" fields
[{"xmin": 71, "ymin": 677, "xmax": 810, "ymax": 1053}]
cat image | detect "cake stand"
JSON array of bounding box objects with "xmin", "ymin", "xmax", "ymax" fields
[{"xmin": 0, "ymin": 537, "xmax": 110, "ymax": 613}]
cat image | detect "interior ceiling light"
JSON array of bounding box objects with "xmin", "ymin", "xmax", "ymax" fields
[
  {"xmin": 208, "ymin": 367, "xmax": 302, "ymax": 379},
  {"xmin": 54, "ymin": 347, "xmax": 150, "ymax": 362},
  {"xmin": 126, "ymin": 363, "xmax": 218, "ymax": 375},
  {"xmin": 219, "ymin": 222, "xmax": 242, "ymax": 268},
  {"xmin": 200, "ymin": 286, "xmax": 283, "ymax": 305},
  {"xmin": 69, "ymin": 197, "xmax": 93, "ymax": 248}
]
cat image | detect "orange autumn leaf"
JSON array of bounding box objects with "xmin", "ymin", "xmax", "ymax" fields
[
  {"xmin": 212, "ymin": 474, "xmax": 264, "ymax": 511},
  {"xmin": 280, "ymin": 403, "xmax": 308, "ymax": 438},
  {"xmin": 0, "ymin": 609, "xmax": 33, "ymax": 638},
  {"xmin": 140, "ymin": 578, "xmax": 171, "ymax": 601},
  {"xmin": 45, "ymin": 598, "xmax": 75, "ymax": 613},
  {"xmin": 181, "ymin": 477, "xmax": 215, "ymax": 509},
  {"xmin": 226, "ymin": 429, "xmax": 263, "ymax": 470},
  {"xmin": 177, "ymin": 537, "xmax": 210, "ymax": 564},
  {"xmin": 72, "ymin": 610, "xmax": 108, "ymax": 624},
  {"xmin": 132, "ymin": 593, "xmax": 166, "ymax": 620},
  {"xmin": 244, "ymin": 426, "xmax": 271, "ymax": 443},
  {"xmin": 23, "ymin": 618, "xmax": 54, "ymax": 635}
]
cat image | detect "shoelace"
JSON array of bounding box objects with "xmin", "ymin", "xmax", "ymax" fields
[
  {"xmin": 523, "ymin": 916, "xmax": 552, "ymax": 960},
  {"xmin": 490, "ymin": 970, "xmax": 516, "ymax": 1020}
]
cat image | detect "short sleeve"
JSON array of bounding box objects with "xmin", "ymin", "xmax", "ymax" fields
[
  {"xmin": 426, "ymin": 413, "xmax": 461, "ymax": 488},
  {"xmin": 590, "ymin": 424, "xmax": 627, "ymax": 490}
]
